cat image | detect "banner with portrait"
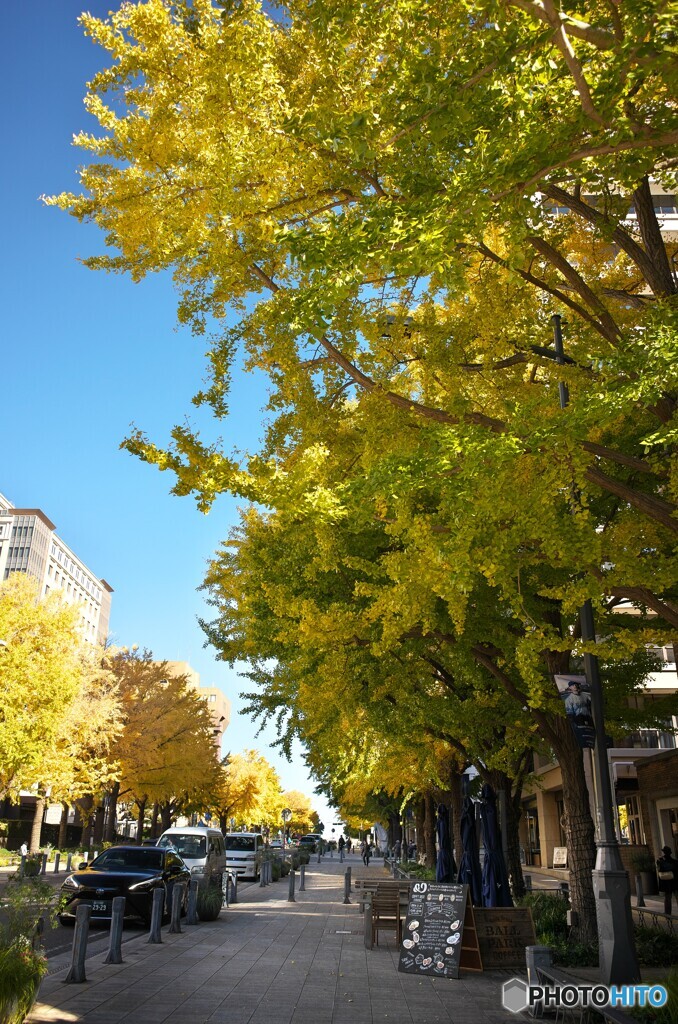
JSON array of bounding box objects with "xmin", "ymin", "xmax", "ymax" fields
[{"xmin": 554, "ymin": 674, "xmax": 596, "ymax": 749}]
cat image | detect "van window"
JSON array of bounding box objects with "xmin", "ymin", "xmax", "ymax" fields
[
  {"xmin": 158, "ymin": 834, "xmax": 207, "ymax": 858},
  {"xmin": 226, "ymin": 835, "xmax": 256, "ymax": 852}
]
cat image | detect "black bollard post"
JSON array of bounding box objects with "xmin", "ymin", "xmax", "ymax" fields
[
  {"xmin": 187, "ymin": 879, "xmax": 199, "ymax": 924},
  {"xmin": 317, "ymin": 848, "xmax": 321, "ymax": 864},
  {"xmin": 288, "ymin": 867, "xmax": 296, "ymax": 902},
  {"xmin": 524, "ymin": 874, "xmax": 532, "ymax": 892},
  {"xmin": 104, "ymin": 897, "xmax": 126, "ymax": 964},
  {"xmin": 299, "ymin": 864, "xmax": 306, "ymax": 891},
  {"xmin": 66, "ymin": 852, "xmax": 73, "ymax": 873},
  {"xmin": 635, "ymin": 873, "xmax": 646, "ymax": 909},
  {"xmin": 19, "ymin": 855, "xmax": 26, "ymax": 877},
  {"xmin": 65, "ymin": 904, "xmax": 91, "ymax": 983},
  {"xmin": 343, "ymin": 869, "xmax": 351, "ymax": 905},
  {"xmin": 169, "ymin": 882, "xmax": 184, "ymax": 933},
  {"xmin": 230, "ymin": 871, "xmax": 238, "ymax": 904},
  {"xmin": 54, "ymin": 852, "xmax": 61, "ymax": 874},
  {"xmin": 347, "ymin": 866, "xmax": 352, "ymax": 892},
  {"xmin": 147, "ymin": 887, "xmax": 164, "ymax": 944},
  {"xmin": 260, "ymin": 859, "xmax": 267, "ymax": 887},
  {"xmin": 41, "ymin": 853, "xmax": 48, "ymax": 875}
]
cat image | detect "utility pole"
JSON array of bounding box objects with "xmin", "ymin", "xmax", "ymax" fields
[{"xmin": 552, "ymin": 314, "xmax": 639, "ymax": 984}]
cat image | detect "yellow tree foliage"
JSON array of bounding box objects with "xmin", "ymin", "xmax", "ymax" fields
[
  {"xmin": 281, "ymin": 789, "xmax": 315, "ymax": 835},
  {"xmin": 215, "ymin": 750, "xmax": 284, "ymax": 830}
]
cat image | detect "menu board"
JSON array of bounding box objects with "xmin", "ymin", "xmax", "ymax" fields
[{"xmin": 398, "ymin": 882, "xmax": 469, "ymax": 979}]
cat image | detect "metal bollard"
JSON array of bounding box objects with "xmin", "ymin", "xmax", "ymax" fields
[
  {"xmin": 524, "ymin": 874, "xmax": 532, "ymax": 892},
  {"xmin": 635, "ymin": 873, "xmax": 646, "ymax": 909},
  {"xmin": 187, "ymin": 879, "xmax": 199, "ymax": 924},
  {"xmin": 340, "ymin": 848, "xmax": 344, "ymax": 863},
  {"xmin": 392, "ymin": 858, "xmax": 397, "ymax": 878},
  {"xmin": 104, "ymin": 897, "xmax": 126, "ymax": 964},
  {"xmin": 65, "ymin": 903, "xmax": 91, "ymax": 983},
  {"xmin": 317, "ymin": 848, "xmax": 321, "ymax": 864},
  {"xmin": 147, "ymin": 887, "xmax": 164, "ymax": 944},
  {"xmin": 363, "ymin": 894, "xmax": 373, "ymax": 949},
  {"xmin": 288, "ymin": 867, "xmax": 296, "ymax": 902},
  {"xmin": 260, "ymin": 860, "xmax": 267, "ymax": 887},
  {"xmin": 19, "ymin": 855, "xmax": 26, "ymax": 877},
  {"xmin": 54, "ymin": 852, "xmax": 61, "ymax": 874},
  {"xmin": 66, "ymin": 852, "xmax": 73, "ymax": 872},
  {"xmin": 347, "ymin": 866, "xmax": 352, "ymax": 892},
  {"xmin": 222, "ymin": 873, "xmax": 229, "ymax": 909},
  {"xmin": 343, "ymin": 869, "xmax": 351, "ymax": 905},
  {"xmin": 330, "ymin": 847, "xmax": 334, "ymax": 859},
  {"xmin": 169, "ymin": 881, "xmax": 184, "ymax": 933},
  {"xmin": 41, "ymin": 853, "xmax": 48, "ymax": 875},
  {"xmin": 299, "ymin": 863, "xmax": 306, "ymax": 891},
  {"xmin": 230, "ymin": 871, "xmax": 238, "ymax": 904}
]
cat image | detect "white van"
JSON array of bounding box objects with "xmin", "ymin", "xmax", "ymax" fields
[
  {"xmin": 224, "ymin": 832, "xmax": 263, "ymax": 879},
  {"xmin": 157, "ymin": 826, "xmax": 226, "ymax": 888}
]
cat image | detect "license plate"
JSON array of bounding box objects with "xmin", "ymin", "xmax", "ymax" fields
[{"xmin": 92, "ymin": 901, "xmax": 108, "ymax": 912}]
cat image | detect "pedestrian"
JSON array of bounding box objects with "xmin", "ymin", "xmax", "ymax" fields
[
  {"xmin": 338, "ymin": 835, "xmax": 345, "ymax": 852},
  {"xmin": 363, "ymin": 841, "xmax": 372, "ymax": 867},
  {"xmin": 393, "ymin": 839, "xmax": 401, "ymax": 861},
  {"xmin": 346, "ymin": 838, "xmax": 352, "ymax": 854},
  {"xmin": 20, "ymin": 841, "xmax": 28, "ymax": 858},
  {"xmin": 656, "ymin": 845, "xmax": 678, "ymax": 915}
]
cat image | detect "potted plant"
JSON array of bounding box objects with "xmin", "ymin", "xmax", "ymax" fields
[
  {"xmin": 196, "ymin": 886, "xmax": 222, "ymax": 922},
  {"xmin": 0, "ymin": 874, "xmax": 53, "ymax": 1023},
  {"xmin": 630, "ymin": 849, "xmax": 659, "ymax": 896}
]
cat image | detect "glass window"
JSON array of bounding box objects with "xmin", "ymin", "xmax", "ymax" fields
[
  {"xmin": 225, "ymin": 835, "xmax": 256, "ymax": 852},
  {"xmin": 157, "ymin": 833, "xmax": 207, "ymax": 858}
]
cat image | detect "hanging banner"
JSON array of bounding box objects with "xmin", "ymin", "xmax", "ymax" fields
[{"xmin": 555, "ymin": 674, "xmax": 596, "ymax": 749}]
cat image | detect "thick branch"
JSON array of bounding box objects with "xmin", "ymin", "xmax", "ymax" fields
[
  {"xmin": 541, "ymin": 0, "xmax": 606, "ymax": 125},
  {"xmin": 632, "ymin": 176, "xmax": 677, "ymax": 296},
  {"xmin": 505, "ymin": 0, "xmax": 617, "ymax": 49},
  {"xmin": 584, "ymin": 465, "xmax": 678, "ymax": 533}
]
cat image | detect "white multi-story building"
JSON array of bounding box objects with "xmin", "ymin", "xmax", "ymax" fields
[{"xmin": 0, "ymin": 491, "xmax": 112, "ymax": 645}]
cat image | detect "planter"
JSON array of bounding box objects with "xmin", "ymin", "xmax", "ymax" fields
[
  {"xmin": 0, "ymin": 945, "xmax": 45, "ymax": 1024},
  {"xmin": 639, "ymin": 870, "xmax": 658, "ymax": 896}
]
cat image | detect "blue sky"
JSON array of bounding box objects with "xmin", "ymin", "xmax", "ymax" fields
[{"xmin": 2, "ymin": 2, "xmax": 337, "ymax": 831}]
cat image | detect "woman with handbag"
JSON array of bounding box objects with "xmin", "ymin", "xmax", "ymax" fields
[{"xmin": 656, "ymin": 846, "xmax": 678, "ymax": 915}]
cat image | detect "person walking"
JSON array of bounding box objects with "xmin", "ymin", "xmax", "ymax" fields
[
  {"xmin": 363, "ymin": 841, "xmax": 372, "ymax": 867},
  {"xmin": 656, "ymin": 846, "xmax": 678, "ymax": 915},
  {"xmin": 393, "ymin": 838, "xmax": 401, "ymax": 862}
]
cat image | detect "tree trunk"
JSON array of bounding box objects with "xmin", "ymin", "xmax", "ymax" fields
[
  {"xmin": 103, "ymin": 782, "xmax": 120, "ymax": 843},
  {"xmin": 136, "ymin": 799, "xmax": 146, "ymax": 844},
  {"xmin": 555, "ymin": 723, "xmax": 597, "ymax": 943},
  {"xmin": 92, "ymin": 803, "xmax": 105, "ymax": 845},
  {"xmin": 29, "ymin": 792, "xmax": 45, "ymax": 854},
  {"xmin": 161, "ymin": 803, "xmax": 172, "ymax": 832},
  {"xmin": 58, "ymin": 802, "xmax": 69, "ymax": 850},
  {"xmin": 449, "ymin": 771, "xmax": 464, "ymax": 873},
  {"xmin": 151, "ymin": 802, "xmax": 159, "ymax": 839},
  {"xmin": 423, "ymin": 791, "xmax": 436, "ymax": 870}
]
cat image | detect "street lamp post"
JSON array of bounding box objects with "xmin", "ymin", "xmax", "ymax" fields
[
  {"xmin": 281, "ymin": 808, "xmax": 292, "ymax": 850},
  {"xmin": 552, "ymin": 314, "xmax": 639, "ymax": 984}
]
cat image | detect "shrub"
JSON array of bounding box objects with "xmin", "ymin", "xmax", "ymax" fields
[
  {"xmin": 271, "ymin": 860, "xmax": 281, "ymax": 882},
  {"xmin": 634, "ymin": 926, "xmax": 678, "ymax": 967},
  {"xmin": 297, "ymin": 851, "xmax": 310, "ymax": 866},
  {"xmin": 196, "ymin": 886, "xmax": 222, "ymax": 922},
  {"xmin": 280, "ymin": 860, "xmax": 290, "ymax": 877},
  {"xmin": 631, "ymin": 967, "xmax": 678, "ymax": 1024},
  {"xmin": 0, "ymin": 941, "xmax": 47, "ymax": 1024}
]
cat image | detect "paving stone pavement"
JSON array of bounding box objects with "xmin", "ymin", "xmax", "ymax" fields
[{"xmin": 28, "ymin": 856, "xmax": 522, "ymax": 1024}]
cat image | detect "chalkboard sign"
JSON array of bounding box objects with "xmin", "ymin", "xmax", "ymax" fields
[
  {"xmin": 473, "ymin": 908, "xmax": 536, "ymax": 970},
  {"xmin": 398, "ymin": 882, "xmax": 469, "ymax": 979}
]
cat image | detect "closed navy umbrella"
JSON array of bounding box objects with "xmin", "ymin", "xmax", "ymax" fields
[
  {"xmin": 435, "ymin": 803, "xmax": 455, "ymax": 883},
  {"xmin": 457, "ymin": 796, "xmax": 482, "ymax": 906},
  {"xmin": 479, "ymin": 783, "xmax": 513, "ymax": 908}
]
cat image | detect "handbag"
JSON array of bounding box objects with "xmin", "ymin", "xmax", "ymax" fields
[{"xmin": 657, "ymin": 870, "xmax": 674, "ymax": 881}]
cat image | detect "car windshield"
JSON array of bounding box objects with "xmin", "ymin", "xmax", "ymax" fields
[
  {"xmin": 157, "ymin": 834, "xmax": 206, "ymax": 858},
  {"xmin": 92, "ymin": 848, "xmax": 163, "ymax": 871},
  {"xmin": 225, "ymin": 835, "xmax": 256, "ymax": 852}
]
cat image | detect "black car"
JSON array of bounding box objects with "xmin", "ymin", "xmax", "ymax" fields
[{"xmin": 58, "ymin": 845, "xmax": 191, "ymax": 925}]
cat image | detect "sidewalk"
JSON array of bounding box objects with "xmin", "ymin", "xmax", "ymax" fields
[{"xmin": 28, "ymin": 855, "xmax": 520, "ymax": 1024}]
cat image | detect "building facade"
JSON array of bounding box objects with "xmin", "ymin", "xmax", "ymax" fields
[
  {"xmin": 161, "ymin": 660, "xmax": 231, "ymax": 752},
  {"xmin": 0, "ymin": 490, "xmax": 112, "ymax": 644}
]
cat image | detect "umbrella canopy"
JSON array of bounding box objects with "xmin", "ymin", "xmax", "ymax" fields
[
  {"xmin": 435, "ymin": 803, "xmax": 455, "ymax": 883},
  {"xmin": 457, "ymin": 796, "xmax": 483, "ymax": 906},
  {"xmin": 479, "ymin": 783, "xmax": 513, "ymax": 908}
]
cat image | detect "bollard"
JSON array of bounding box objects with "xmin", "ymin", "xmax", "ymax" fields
[
  {"xmin": 363, "ymin": 894, "xmax": 373, "ymax": 949},
  {"xmin": 169, "ymin": 881, "xmax": 184, "ymax": 933},
  {"xmin": 299, "ymin": 863, "xmax": 306, "ymax": 891},
  {"xmin": 526, "ymin": 945, "xmax": 552, "ymax": 989},
  {"xmin": 260, "ymin": 860, "xmax": 267, "ymax": 887},
  {"xmin": 330, "ymin": 848, "xmax": 334, "ymax": 859},
  {"xmin": 54, "ymin": 852, "xmax": 61, "ymax": 874},
  {"xmin": 288, "ymin": 867, "xmax": 296, "ymax": 902},
  {"xmin": 103, "ymin": 897, "xmax": 126, "ymax": 964},
  {"xmin": 392, "ymin": 858, "xmax": 397, "ymax": 878},
  {"xmin": 343, "ymin": 869, "xmax": 351, "ymax": 905},
  {"xmin": 317, "ymin": 848, "xmax": 321, "ymax": 864},
  {"xmin": 187, "ymin": 879, "xmax": 199, "ymax": 924},
  {"xmin": 222, "ymin": 874, "xmax": 229, "ymax": 909},
  {"xmin": 635, "ymin": 873, "xmax": 646, "ymax": 909},
  {"xmin": 19, "ymin": 855, "xmax": 26, "ymax": 877},
  {"xmin": 340, "ymin": 848, "xmax": 344, "ymax": 863},
  {"xmin": 230, "ymin": 871, "xmax": 238, "ymax": 904},
  {"xmin": 524, "ymin": 874, "xmax": 532, "ymax": 892},
  {"xmin": 65, "ymin": 903, "xmax": 91, "ymax": 983},
  {"xmin": 147, "ymin": 887, "xmax": 164, "ymax": 944},
  {"xmin": 66, "ymin": 852, "xmax": 73, "ymax": 872},
  {"xmin": 41, "ymin": 853, "xmax": 48, "ymax": 875},
  {"xmin": 347, "ymin": 866, "xmax": 352, "ymax": 892}
]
